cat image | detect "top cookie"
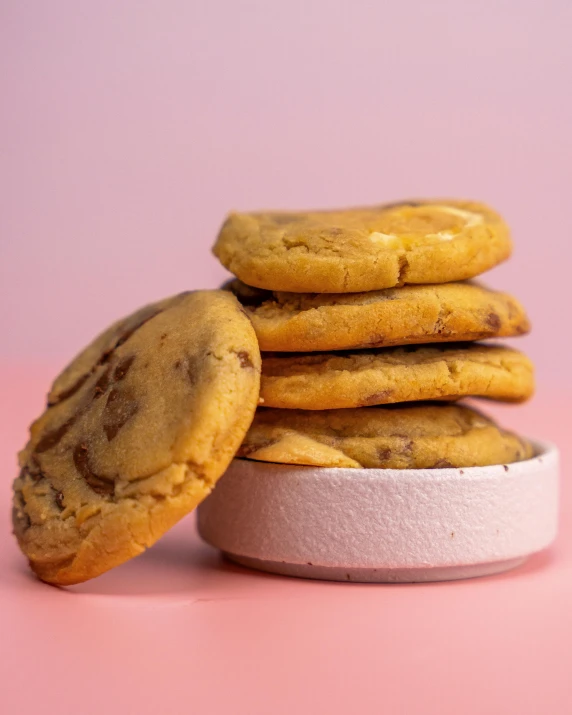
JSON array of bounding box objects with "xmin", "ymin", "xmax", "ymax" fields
[
  {"xmin": 12, "ymin": 290, "xmax": 261, "ymax": 585},
  {"xmin": 214, "ymin": 200, "xmax": 512, "ymax": 293}
]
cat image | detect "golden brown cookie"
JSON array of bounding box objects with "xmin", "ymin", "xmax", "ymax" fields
[
  {"xmin": 214, "ymin": 200, "xmax": 512, "ymax": 293},
  {"xmin": 226, "ymin": 279, "xmax": 530, "ymax": 352},
  {"xmin": 12, "ymin": 291, "xmax": 261, "ymax": 585},
  {"xmin": 238, "ymin": 404, "xmax": 533, "ymax": 469},
  {"xmin": 260, "ymin": 343, "xmax": 534, "ymax": 410}
]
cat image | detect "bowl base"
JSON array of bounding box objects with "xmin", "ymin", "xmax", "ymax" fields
[{"xmin": 225, "ymin": 553, "xmax": 528, "ymax": 583}]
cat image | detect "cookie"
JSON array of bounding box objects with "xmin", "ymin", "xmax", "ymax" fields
[
  {"xmin": 12, "ymin": 291, "xmax": 261, "ymax": 585},
  {"xmin": 237, "ymin": 404, "xmax": 533, "ymax": 469},
  {"xmin": 214, "ymin": 200, "xmax": 511, "ymax": 293},
  {"xmin": 259, "ymin": 343, "xmax": 534, "ymax": 410},
  {"xmin": 226, "ymin": 279, "xmax": 530, "ymax": 352}
]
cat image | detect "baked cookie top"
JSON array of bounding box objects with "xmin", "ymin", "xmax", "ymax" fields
[
  {"xmin": 238, "ymin": 404, "xmax": 533, "ymax": 469},
  {"xmin": 12, "ymin": 291, "xmax": 261, "ymax": 585},
  {"xmin": 226, "ymin": 279, "xmax": 530, "ymax": 352},
  {"xmin": 214, "ymin": 200, "xmax": 512, "ymax": 293},
  {"xmin": 260, "ymin": 343, "xmax": 534, "ymax": 410}
]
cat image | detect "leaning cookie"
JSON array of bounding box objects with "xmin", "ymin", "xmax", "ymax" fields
[
  {"xmin": 214, "ymin": 200, "xmax": 511, "ymax": 293},
  {"xmin": 226, "ymin": 279, "xmax": 530, "ymax": 352},
  {"xmin": 238, "ymin": 404, "xmax": 533, "ymax": 469},
  {"xmin": 259, "ymin": 343, "xmax": 534, "ymax": 410},
  {"xmin": 12, "ymin": 291, "xmax": 261, "ymax": 585}
]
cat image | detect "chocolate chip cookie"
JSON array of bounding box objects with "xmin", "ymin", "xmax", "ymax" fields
[
  {"xmin": 238, "ymin": 404, "xmax": 533, "ymax": 469},
  {"xmin": 259, "ymin": 343, "xmax": 534, "ymax": 410},
  {"xmin": 12, "ymin": 291, "xmax": 261, "ymax": 585},
  {"xmin": 214, "ymin": 200, "xmax": 511, "ymax": 293},
  {"xmin": 226, "ymin": 279, "xmax": 530, "ymax": 352}
]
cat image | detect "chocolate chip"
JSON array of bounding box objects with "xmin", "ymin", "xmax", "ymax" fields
[
  {"xmin": 111, "ymin": 307, "xmax": 162, "ymax": 353},
  {"xmin": 236, "ymin": 351, "xmax": 254, "ymax": 369},
  {"xmin": 226, "ymin": 280, "xmax": 271, "ymax": 307},
  {"xmin": 377, "ymin": 447, "xmax": 392, "ymax": 463},
  {"xmin": 54, "ymin": 491, "xmax": 65, "ymax": 510},
  {"xmin": 102, "ymin": 388, "xmax": 138, "ymax": 440},
  {"xmin": 237, "ymin": 439, "xmax": 276, "ymax": 457},
  {"xmin": 184, "ymin": 354, "xmax": 203, "ymax": 386},
  {"xmin": 113, "ymin": 355, "xmax": 135, "ymax": 382},
  {"xmin": 73, "ymin": 444, "xmax": 114, "ymax": 496},
  {"xmin": 486, "ymin": 312, "xmax": 501, "ymax": 331},
  {"xmin": 49, "ymin": 307, "xmax": 163, "ymax": 408},
  {"xmin": 20, "ymin": 458, "xmax": 44, "ymax": 482},
  {"xmin": 93, "ymin": 365, "xmax": 112, "ymax": 399},
  {"xmin": 503, "ymin": 465, "xmax": 509, "ymax": 472},
  {"xmin": 360, "ymin": 390, "xmax": 393, "ymax": 406},
  {"xmin": 34, "ymin": 417, "xmax": 76, "ymax": 453},
  {"xmin": 48, "ymin": 372, "xmax": 90, "ymax": 406},
  {"xmin": 388, "ymin": 435, "xmax": 414, "ymax": 455}
]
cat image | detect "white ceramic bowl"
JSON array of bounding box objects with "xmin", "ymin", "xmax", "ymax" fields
[{"xmin": 198, "ymin": 441, "xmax": 559, "ymax": 582}]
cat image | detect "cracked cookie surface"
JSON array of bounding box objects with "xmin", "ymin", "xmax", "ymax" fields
[
  {"xmin": 226, "ymin": 279, "xmax": 530, "ymax": 352},
  {"xmin": 238, "ymin": 404, "xmax": 533, "ymax": 468},
  {"xmin": 260, "ymin": 343, "xmax": 534, "ymax": 410},
  {"xmin": 12, "ymin": 290, "xmax": 261, "ymax": 585},
  {"xmin": 214, "ymin": 200, "xmax": 511, "ymax": 293}
]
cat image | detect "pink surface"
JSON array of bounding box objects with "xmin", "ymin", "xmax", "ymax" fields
[
  {"xmin": 1, "ymin": 367, "xmax": 571, "ymax": 714},
  {"xmin": 1, "ymin": 1, "xmax": 572, "ymax": 388}
]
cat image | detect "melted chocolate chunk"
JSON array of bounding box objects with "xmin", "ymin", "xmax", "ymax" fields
[
  {"xmin": 110, "ymin": 307, "xmax": 162, "ymax": 355},
  {"xmin": 49, "ymin": 306, "xmax": 163, "ymax": 408},
  {"xmin": 34, "ymin": 417, "xmax": 76, "ymax": 453},
  {"xmin": 360, "ymin": 390, "xmax": 393, "ymax": 406},
  {"xmin": 102, "ymin": 388, "xmax": 138, "ymax": 440},
  {"xmin": 377, "ymin": 447, "xmax": 392, "ymax": 462},
  {"xmin": 237, "ymin": 439, "xmax": 276, "ymax": 457},
  {"xmin": 236, "ymin": 351, "xmax": 254, "ymax": 369},
  {"xmin": 93, "ymin": 365, "xmax": 112, "ymax": 399},
  {"xmin": 48, "ymin": 372, "xmax": 90, "ymax": 407},
  {"xmin": 486, "ymin": 312, "xmax": 501, "ymax": 331},
  {"xmin": 113, "ymin": 355, "xmax": 135, "ymax": 382},
  {"xmin": 20, "ymin": 457, "xmax": 44, "ymax": 482},
  {"xmin": 73, "ymin": 444, "xmax": 114, "ymax": 496}
]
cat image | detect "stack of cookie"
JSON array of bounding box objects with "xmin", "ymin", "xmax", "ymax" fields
[
  {"xmin": 214, "ymin": 200, "xmax": 534, "ymax": 469},
  {"xmin": 12, "ymin": 199, "xmax": 537, "ymax": 587}
]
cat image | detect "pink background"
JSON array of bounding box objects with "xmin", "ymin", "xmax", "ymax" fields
[
  {"xmin": 1, "ymin": 2, "xmax": 571, "ymax": 714},
  {"xmin": 2, "ymin": 0, "xmax": 572, "ymax": 386}
]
